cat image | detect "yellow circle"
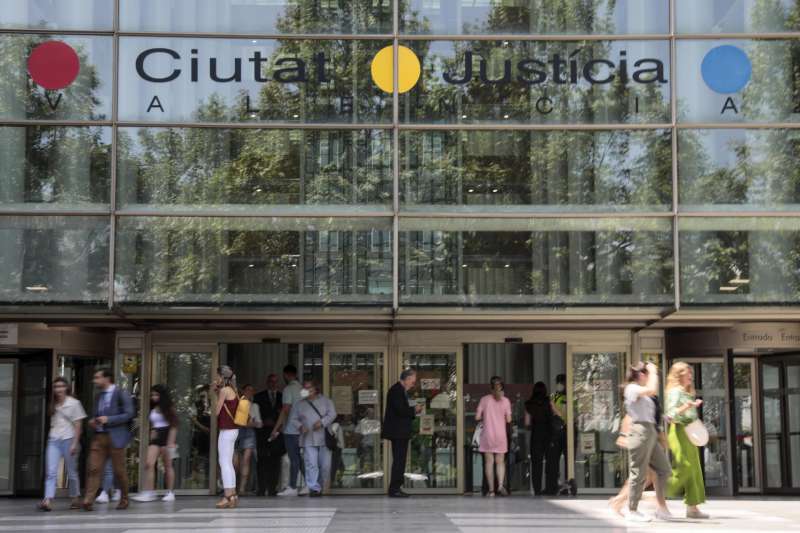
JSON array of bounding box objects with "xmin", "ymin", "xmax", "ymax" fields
[{"xmin": 370, "ymin": 45, "xmax": 421, "ymax": 94}]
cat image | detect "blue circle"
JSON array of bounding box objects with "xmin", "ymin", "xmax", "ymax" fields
[{"xmin": 701, "ymin": 45, "xmax": 752, "ymax": 94}]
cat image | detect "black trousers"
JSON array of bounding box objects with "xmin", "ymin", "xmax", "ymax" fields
[
  {"xmin": 546, "ymin": 423, "xmax": 567, "ymax": 494},
  {"xmin": 256, "ymin": 428, "xmax": 284, "ymax": 496},
  {"xmin": 530, "ymin": 429, "xmax": 551, "ymax": 495},
  {"xmin": 389, "ymin": 438, "xmax": 409, "ymax": 493}
]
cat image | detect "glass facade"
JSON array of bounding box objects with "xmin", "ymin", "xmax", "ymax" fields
[{"xmin": 1, "ymin": 0, "xmax": 799, "ymax": 309}]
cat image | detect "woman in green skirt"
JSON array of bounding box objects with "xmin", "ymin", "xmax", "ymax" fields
[{"xmin": 665, "ymin": 362, "xmax": 709, "ymax": 519}]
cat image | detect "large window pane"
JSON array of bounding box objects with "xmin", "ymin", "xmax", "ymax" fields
[
  {"xmin": 402, "ymin": 0, "xmax": 668, "ymax": 35},
  {"xmin": 679, "ymin": 217, "xmax": 800, "ymax": 304},
  {"xmin": 121, "ymin": 0, "xmax": 392, "ymax": 34},
  {"xmin": 676, "ymin": 0, "xmax": 800, "ymax": 34},
  {"xmin": 679, "ymin": 129, "xmax": 800, "ymax": 211},
  {"xmin": 677, "ymin": 39, "xmax": 800, "ymax": 124},
  {"xmin": 118, "ymin": 37, "xmax": 392, "ymax": 124},
  {"xmin": 0, "ymin": 126, "xmax": 111, "ymax": 210},
  {"xmin": 0, "ymin": 216, "xmax": 109, "ymax": 303},
  {"xmin": 0, "ymin": 34, "xmax": 112, "ymax": 121},
  {"xmin": 0, "ymin": 0, "xmax": 113, "ymax": 30},
  {"xmin": 399, "ymin": 218, "xmax": 674, "ymax": 305},
  {"xmin": 118, "ymin": 128, "xmax": 392, "ymax": 211},
  {"xmin": 401, "ymin": 129, "xmax": 671, "ymax": 212},
  {"xmin": 404, "ymin": 40, "xmax": 670, "ymax": 124},
  {"xmin": 115, "ymin": 216, "xmax": 393, "ymax": 305}
]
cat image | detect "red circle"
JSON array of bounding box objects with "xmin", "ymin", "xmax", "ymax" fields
[{"xmin": 27, "ymin": 41, "xmax": 80, "ymax": 90}]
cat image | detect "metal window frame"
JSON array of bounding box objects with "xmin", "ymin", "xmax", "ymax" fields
[{"xmin": 2, "ymin": 1, "xmax": 800, "ymax": 313}]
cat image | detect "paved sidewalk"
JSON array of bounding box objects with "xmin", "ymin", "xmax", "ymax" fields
[{"xmin": 0, "ymin": 495, "xmax": 796, "ymax": 532}]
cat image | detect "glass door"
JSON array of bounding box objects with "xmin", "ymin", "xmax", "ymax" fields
[
  {"xmin": 325, "ymin": 348, "xmax": 385, "ymax": 493},
  {"xmin": 0, "ymin": 361, "xmax": 16, "ymax": 495},
  {"xmin": 733, "ymin": 359, "xmax": 758, "ymax": 492},
  {"xmin": 153, "ymin": 349, "xmax": 216, "ymax": 493},
  {"xmin": 570, "ymin": 350, "xmax": 626, "ymax": 493},
  {"xmin": 761, "ymin": 357, "xmax": 800, "ymax": 493},
  {"xmin": 401, "ymin": 350, "xmax": 461, "ymax": 493}
]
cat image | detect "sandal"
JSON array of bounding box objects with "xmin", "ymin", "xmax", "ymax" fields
[
  {"xmin": 215, "ymin": 496, "xmax": 234, "ymax": 509},
  {"xmin": 487, "ymin": 491, "xmax": 495, "ymax": 498},
  {"xmin": 37, "ymin": 500, "xmax": 52, "ymax": 512}
]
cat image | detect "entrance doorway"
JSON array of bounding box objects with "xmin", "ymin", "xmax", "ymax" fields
[
  {"xmin": 0, "ymin": 350, "xmax": 51, "ymax": 496},
  {"xmin": 463, "ymin": 343, "xmax": 566, "ymax": 494},
  {"xmin": 761, "ymin": 356, "xmax": 800, "ymax": 493}
]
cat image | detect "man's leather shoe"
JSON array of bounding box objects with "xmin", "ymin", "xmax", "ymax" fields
[
  {"xmin": 116, "ymin": 499, "xmax": 129, "ymax": 510},
  {"xmin": 81, "ymin": 502, "xmax": 93, "ymax": 512},
  {"xmin": 388, "ymin": 490, "xmax": 410, "ymax": 498}
]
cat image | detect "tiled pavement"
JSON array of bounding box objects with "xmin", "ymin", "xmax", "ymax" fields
[{"xmin": 0, "ymin": 494, "xmax": 798, "ymax": 533}]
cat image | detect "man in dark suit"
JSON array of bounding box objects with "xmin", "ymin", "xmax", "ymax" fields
[
  {"xmin": 254, "ymin": 373, "xmax": 284, "ymax": 496},
  {"xmin": 82, "ymin": 368, "xmax": 135, "ymax": 511},
  {"xmin": 382, "ymin": 368, "xmax": 422, "ymax": 497}
]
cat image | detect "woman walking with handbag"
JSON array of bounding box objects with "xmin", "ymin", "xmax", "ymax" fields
[
  {"xmin": 133, "ymin": 384, "xmax": 179, "ymax": 502},
  {"xmin": 39, "ymin": 377, "xmax": 87, "ymax": 511},
  {"xmin": 213, "ymin": 365, "xmax": 240, "ymax": 508},
  {"xmin": 623, "ymin": 362, "xmax": 673, "ymax": 522},
  {"xmin": 665, "ymin": 362, "xmax": 709, "ymax": 519}
]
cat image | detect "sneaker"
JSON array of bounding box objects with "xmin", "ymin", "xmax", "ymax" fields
[
  {"xmin": 686, "ymin": 508, "xmax": 709, "ymax": 519},
  {"xmin": 298, "ymin": 486, "xmax": 309, "ymax": 496},
  {"xmin": 277, "ymin": 487, "xmax": 298, "ymax": 497},
  {"xmin": 625, "ymin": 510, "xmax": 652, "ymax": 523},
  {"xmin": 95, "ymin": 491, "xmax": 110, "ymax": 504},
  {"xmin": 161, "ymin": 491, "xmax": 175, "ymax": 502},
  {"xmin": 654, "ymin": 509, "xmax": 675, "ymax": 521},
  {"xmin": 132, "ymin": 491, "xmax": 157, "ymax": 502},
  {"xmin": 111, "ymin": 489, "xmax": 122, "ymax": 502}
]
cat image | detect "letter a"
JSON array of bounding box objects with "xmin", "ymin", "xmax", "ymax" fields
[
  {"xmin": 147, "ymin": 95, "xmax": 165, "ymax": 113},
  {"xmin": 721, "ymin": 97, "xmax": 739, "ymax": 115}
]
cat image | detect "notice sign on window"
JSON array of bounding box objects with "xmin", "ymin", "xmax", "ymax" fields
[
  {"xmin": 358, "ymin": 389, "xmax": 378, "ymax": 405},
  {"xmin": 420, "ymin": 378, "xmax": 440, "ymax": 391},
  {"xmin": 332, "ymin": 386, "xmax": 352, "ymax": 415},
  {"xmin": 579, "ymin": 432, "xmax": 597, "ymax": 455},
  {"xmin": 419, "ymin": 415, "xmax": 435, "ymax": 436}
]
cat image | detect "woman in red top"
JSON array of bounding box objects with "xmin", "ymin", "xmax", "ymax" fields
[{"xmin": 213, "ymin": 365, "xmax": 239, "ymax": 508}]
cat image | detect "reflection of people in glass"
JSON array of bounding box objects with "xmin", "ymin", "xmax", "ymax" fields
[
  {"xmin": 133, "ymin": 385, "xmax": 178, "ymax": 502},
  {"xmin": 355, "ymin": 406, "xmax": 380, "ymax": 484},
  {"xmin": 665, "ymin": 362, "xmax": 708, "ymax": 519},
  {"xmin": 233, "ymin": 384, "xmax": 262, "ymax": 495},
  {"xmin": 191, "ymin": 384, "xmax": 211, "ymax": 482},
  {"xmin": 623, "ymin": 362, "xmax": 673, "ymax": 522},
  {"xmin": 475, "ymin": 376, "xmax": 512, "ymax": 497},
  {"xmin": 524, "ymin": 381, "xmax": 554, "ymax": 496},
  {"xmin": 549, "ymin": 373, "xmax": 568, "ymax": 494}
]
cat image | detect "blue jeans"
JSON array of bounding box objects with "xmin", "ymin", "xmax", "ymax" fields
[
  {"xmin": 102, "ymin": 459, "xmax": 114, "ymax": 492},
  {"xmin": 303, "ymin": 445, "xmax": 331, "ymax": 492},
  {"xmin": 284, "ymin": 434, "xmax": 302, "ymax": 489},
  {"xmin": 45, "ymin": 438, "xmax": 80, "ymax": 499}
]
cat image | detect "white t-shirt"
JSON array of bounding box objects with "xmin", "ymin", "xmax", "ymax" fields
[
  {"xmin": 49, "ymin": 396, "xmax": 87, "ymax": 440},
  {"xmin": 624, "ymin": 383, "xmax": 656, "ymax": 424},
  {"xmin": 150, "ymin": 408, "xmax": 169, "ymax": 429}
]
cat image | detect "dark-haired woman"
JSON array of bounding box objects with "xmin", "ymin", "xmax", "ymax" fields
[
  {"xmin": 524, "ymin": 381, "xmax": 554, "ymax": 495},
  {"xmin": 39, "ymin": 377, "xmax": 87, "ymax": 511},
  {"xmin": 133, "ymin": 384, "xmax": 179, "ymax": 502}
]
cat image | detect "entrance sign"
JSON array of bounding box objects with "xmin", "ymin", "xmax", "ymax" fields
[{"xmin": 0, "ymin": 324, "xmax": 18, "ymax": 345}]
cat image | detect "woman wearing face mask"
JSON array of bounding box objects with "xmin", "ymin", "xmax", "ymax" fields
[
  {"xmin": 133, "ymin": 384, "xmax": 178, "ymax": 503},
  {"xmin": 39, "ymin": 377, "xmax": 86, "ymax": 511},
  {"xmin": 213, "ymin": 366, "xmax": 239, "ymax": 508},
  {"xmin": 475, "ymin": 376, "xmax": 512, "ymax": 497}
]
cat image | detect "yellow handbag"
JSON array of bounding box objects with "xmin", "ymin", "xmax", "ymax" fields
[{"xmin": 224, "ymin": 395, "xmax": 251, "ymax": 427}]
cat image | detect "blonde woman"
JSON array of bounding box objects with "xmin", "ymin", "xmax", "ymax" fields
[
  {"xmin": 665, "ymin": 362, "xmax": 708, "ymax": 519},
  {"xmin": 213, "ymin": 366, "xmax": 239, "ymax": 509}
]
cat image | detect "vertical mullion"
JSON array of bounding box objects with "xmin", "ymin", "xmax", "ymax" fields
[
  {"xmin": 392, "ymin": 0, "xmax": 400, "ymax": 312},
  {"xmin": 108, "ymin": 0, "xmax": 121, "ymax": 311},
  {"xmin": 670, "ymin": 0, "xmax": 680, "ymax": 311}
]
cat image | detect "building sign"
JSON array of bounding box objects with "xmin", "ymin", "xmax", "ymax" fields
[
  {"xmin": 0, "ymin": 324, "xmax": 18, "ymax": 345},
  {"xmin": 721, "ymin": 323, "xmax": 800, "ymax": 349}
]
